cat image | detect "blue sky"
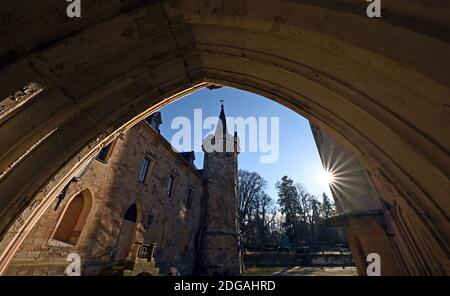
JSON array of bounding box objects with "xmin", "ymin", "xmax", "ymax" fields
[{"xmin": 158, "ymin": 87, "xmax": 332, "ymax": 202}]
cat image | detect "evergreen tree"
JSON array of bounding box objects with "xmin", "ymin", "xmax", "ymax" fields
[
  {"xmin": 276, "ymin": 176, "xmax": 300, "ymax": 246},
  {"xmin": 320, "ymin": 193, "xmax": 335, "ymax": 221}
]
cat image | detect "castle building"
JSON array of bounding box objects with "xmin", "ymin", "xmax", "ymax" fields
[{"xmin": 5, "ymin": 107, "xmax": 241, "ymax": 276}]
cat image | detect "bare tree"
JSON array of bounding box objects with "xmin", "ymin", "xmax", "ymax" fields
[
  {"xmin": 296, "ymin": 183, "xmax": 313, "ymax": 241},
  {"xmin": 238, "ymin": 170, "xmax": 267, "ymax": 244},
  {"xmin": 254, "ymin": 192, "xmax": 273, "ymax": 246}
]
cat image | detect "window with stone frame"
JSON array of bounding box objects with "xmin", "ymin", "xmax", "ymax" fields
[
  {"xmin": 96, "ymin": 140, "xmax": 117, "ymax": 163},
  {"xmin": 138, "ymin": 156, "xmax": 152, "ymax": 183},
  {"xmin": 167, "ymin": 174, "xmax": 176, "ymax": 197}
]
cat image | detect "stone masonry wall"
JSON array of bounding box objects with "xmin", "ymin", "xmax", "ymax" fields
[
  {"xmin": 5, "ymin": 121, "xmax": 205, "ymax": 275},
  {"xmin": 201, "ymin": 151, "xmax": 241, "ymax": 275}
]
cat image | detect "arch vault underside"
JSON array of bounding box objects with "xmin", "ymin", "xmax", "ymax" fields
[{"xmin": 0, "ymin": 0, "xmax": 448, "ymax": 274}]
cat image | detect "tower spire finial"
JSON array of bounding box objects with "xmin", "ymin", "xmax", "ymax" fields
[{"xmin": 215, "ymin": 100, "xmax": 228, "ymax": 139}]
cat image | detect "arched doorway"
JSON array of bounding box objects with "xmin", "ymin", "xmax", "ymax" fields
[
  {"xmin": 115, "ymin": 203, "xmax": 141, "ymax": 261},
  {"xmin": 51, "ymin": 190, "xmax": 92, "ymax": 246},
  {"xmin": 159, "ymin": 219, "xmax": 169, "ymax": 251},
  {"xmin": 0, "ymin": 1, "xmax": 448, "ymax": 274}
]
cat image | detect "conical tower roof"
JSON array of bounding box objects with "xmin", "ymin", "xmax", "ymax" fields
[{"xmin": 214, "ymin": 104, "xmax": 229, "ymax": 139}]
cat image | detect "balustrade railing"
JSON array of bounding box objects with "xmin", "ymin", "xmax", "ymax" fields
[{"xmin": 134, "ymin": 243, "xmax": 157, "ymax": 262}]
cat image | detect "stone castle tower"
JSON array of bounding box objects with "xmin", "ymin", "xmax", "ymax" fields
[{"xmin": 200, "ymin": 104, "xmax": 241, "ymax": 275}]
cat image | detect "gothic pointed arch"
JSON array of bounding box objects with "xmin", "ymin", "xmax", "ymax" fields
[
  {"xmin": 115, "ymin": 200, "xmax": 143, "ymax": 260},
  {"xmin": 51, "ymin": 189, "xmax": 92, "ymax": 246}
]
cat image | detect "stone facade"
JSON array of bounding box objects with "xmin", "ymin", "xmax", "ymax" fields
[{"xmin": 5, "ymin": 109, "xmax": 241, "ymax": 276}]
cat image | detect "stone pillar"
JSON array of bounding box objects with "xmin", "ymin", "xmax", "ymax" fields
[
  {"xmin": 311, "ymin": 124, "xmax": 403, "ymax": 275},
  {"xmin": 329, "ymin": 212, "xmax": 403, "ymax": 275}
]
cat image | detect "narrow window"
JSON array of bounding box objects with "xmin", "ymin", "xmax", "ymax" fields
[
  {"xmin": 96, "ymin": 142, "xmax": 114, "ymax": 163},
  {"xmin": 138, "ymin": 157, "xmax": 151, "ymax": 183},
  {"xmin": 167, "ymin": 175, "xmax": 175, "ymax": 197},
  {"xmin": 186, "ymin": 188, "xmax": 193, "ymax": 209}
]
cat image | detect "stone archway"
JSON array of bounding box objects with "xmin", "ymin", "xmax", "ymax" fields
[
  {"xmin": 51, "ymin": 189, "xmax": 92, "ymax": 246},
  {"xmin": 116, "ymin": 203, "xmax": 141, "ymax": 261},
  {"xmin": 0, "ymin": 0, "xmax": 448, "ymax": 274}
]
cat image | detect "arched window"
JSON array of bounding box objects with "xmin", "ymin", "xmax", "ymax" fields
[
  {"xmin": 53, "ymin": 190, "xmax": 92, "ymax": 245},
  {"xmin": 124, "ymin": 203, "xmax": 137, "ymax": 222}
]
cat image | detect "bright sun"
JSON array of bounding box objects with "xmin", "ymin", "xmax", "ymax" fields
[{"xmin": 319, "ymin": 169, "xmax": 335, "ymax": 185}]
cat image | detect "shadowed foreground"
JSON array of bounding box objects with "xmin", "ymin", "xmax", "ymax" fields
[{"xmin": 244, "ymin": 266, "xmax": 358, "ymax": 276}]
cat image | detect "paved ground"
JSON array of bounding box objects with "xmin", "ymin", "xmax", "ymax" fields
[{"xmin": 244, "ymin": 266, "xmax": 358, "ymax": 276}]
